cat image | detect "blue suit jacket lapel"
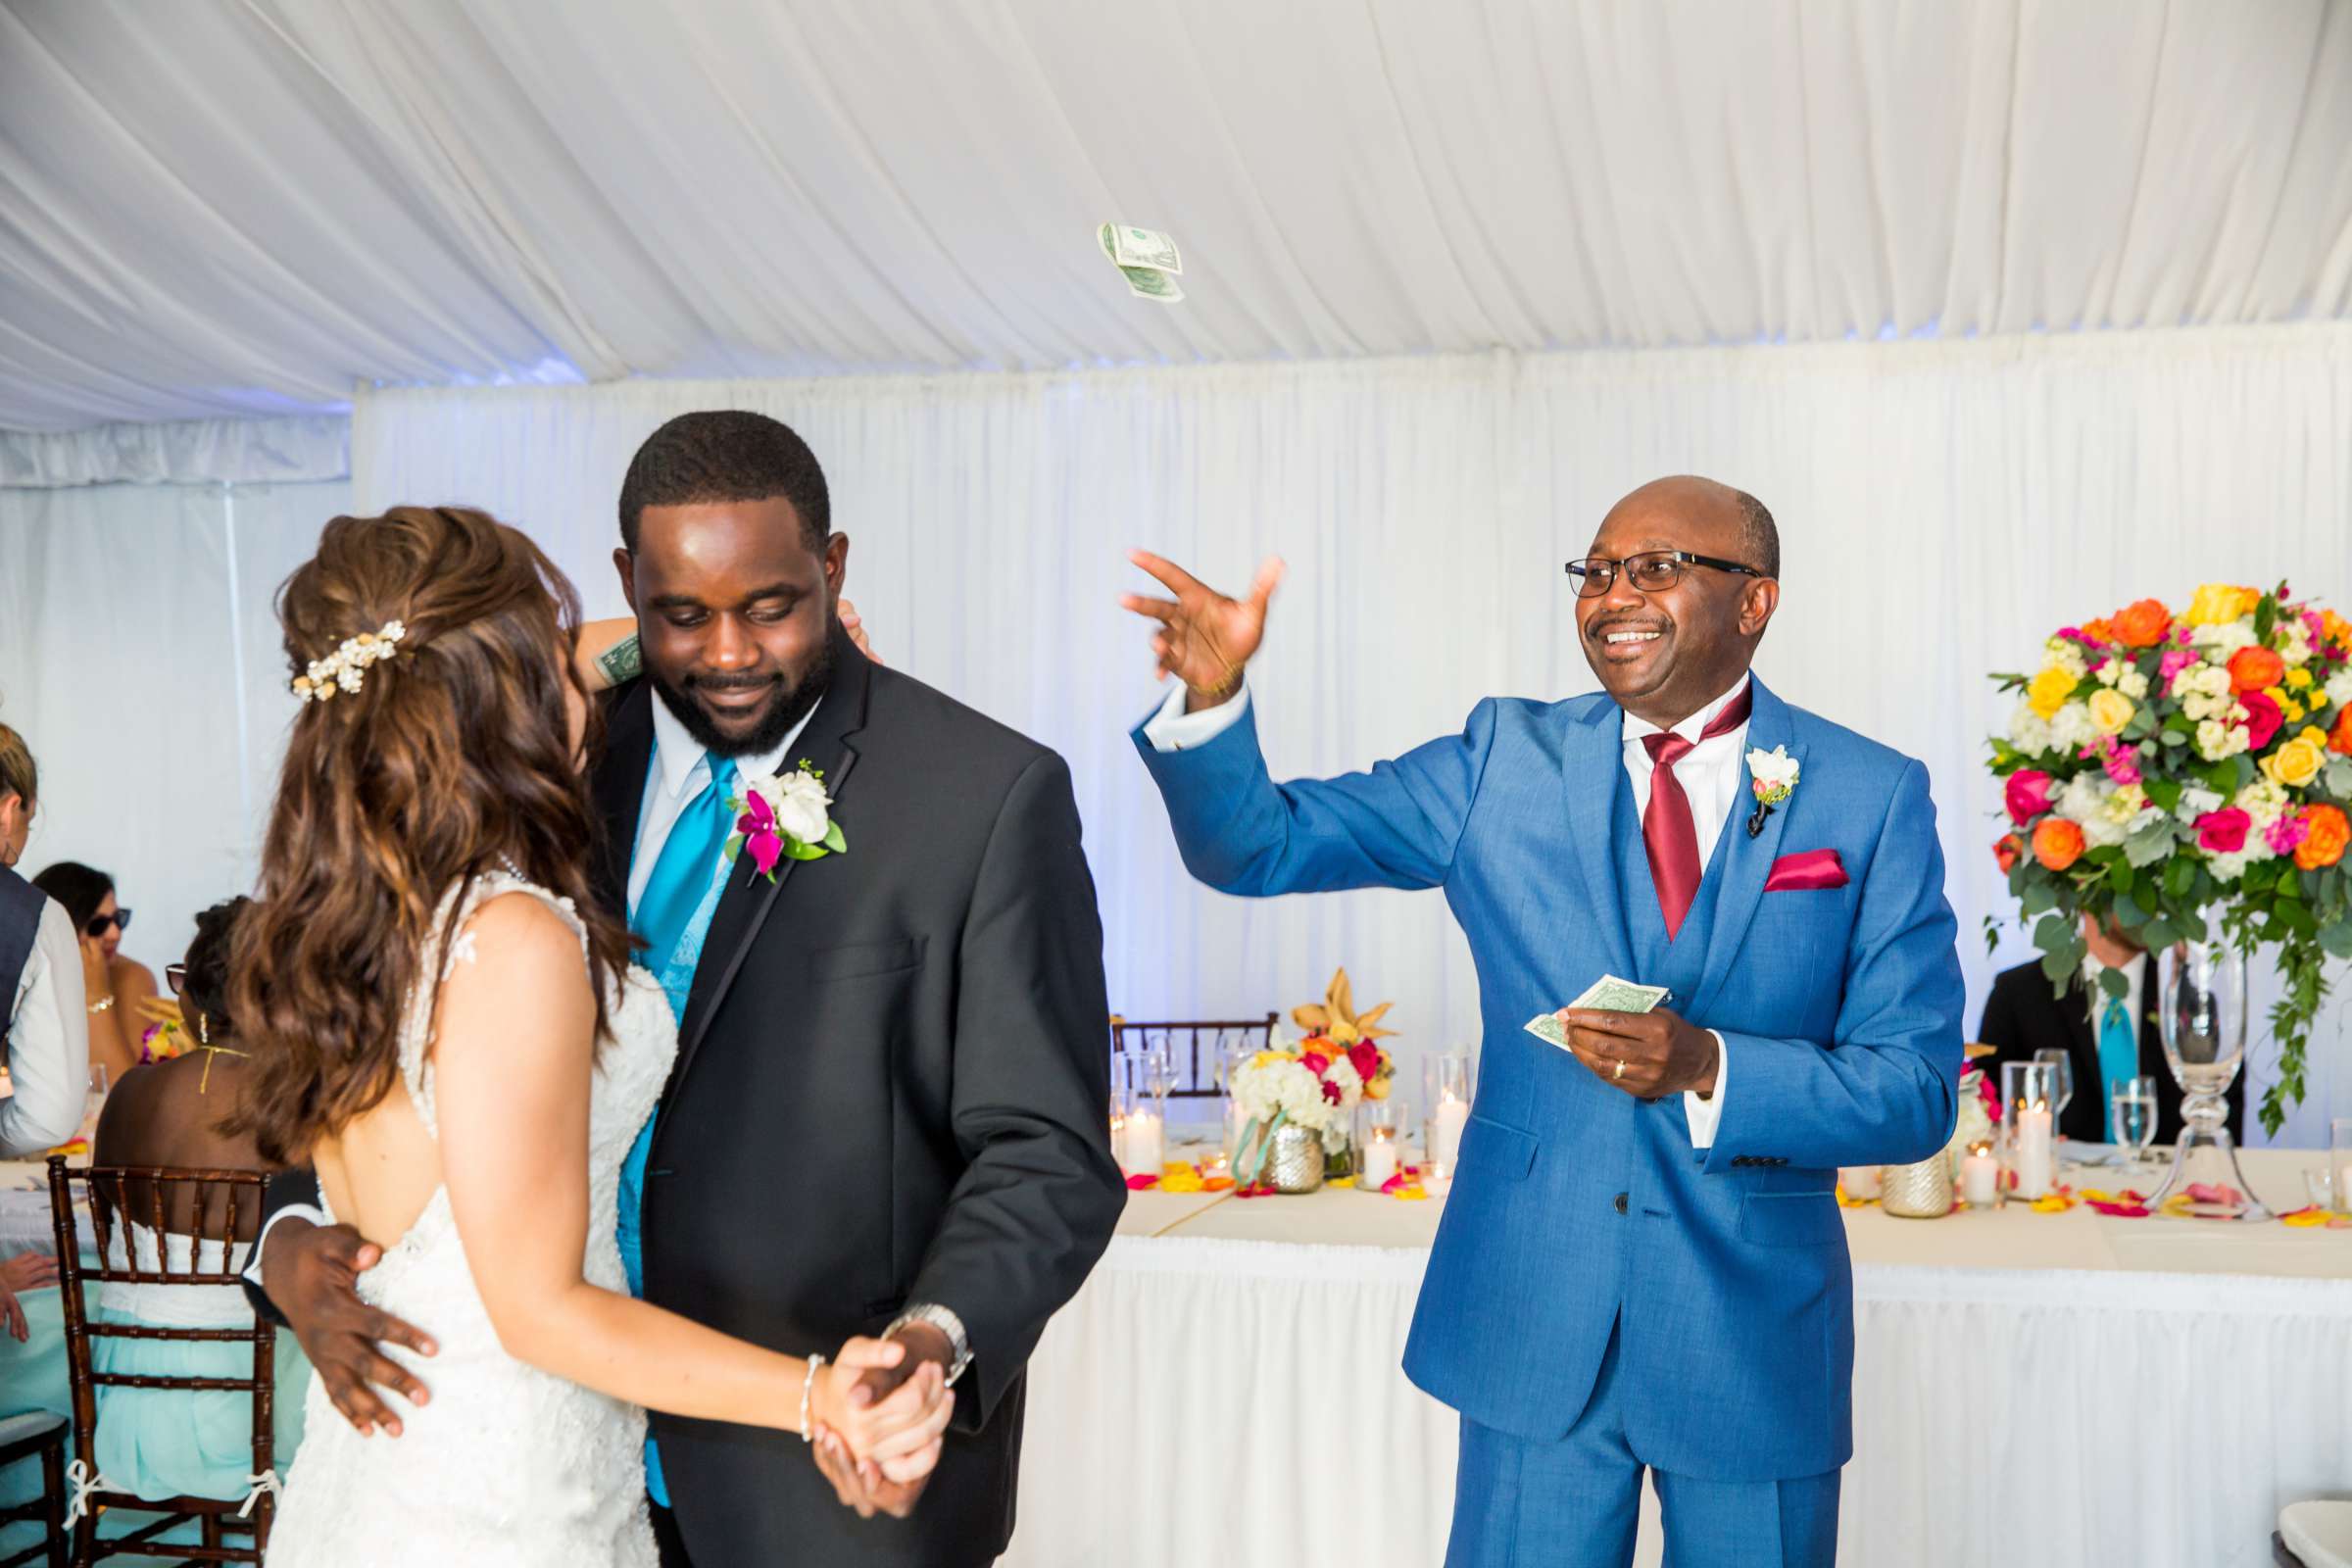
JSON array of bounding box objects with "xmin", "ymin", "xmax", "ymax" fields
[
  {"xmin": 1560, "ymin": 700, "xmax": 1638, "ymax": 982},
  {"xmin": 1686, "ymin": 676, "xmax": 1805, "ymax": 1023}
]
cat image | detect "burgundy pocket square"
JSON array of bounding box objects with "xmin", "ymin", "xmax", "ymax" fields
[{"xmin": 1765, "ymin": 849, "xmax": 1847, "ymax": 892}]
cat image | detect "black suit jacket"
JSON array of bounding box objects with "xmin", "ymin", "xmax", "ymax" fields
[
  {"xmin": 263, "ymin": 626, "xmax": 1124, "ymax": 1567},
  {"xmin": 1978, "ymin": 957, "xmax": 2244, "ymax": 1147}
]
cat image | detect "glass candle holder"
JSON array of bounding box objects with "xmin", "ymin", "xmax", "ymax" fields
[
  {"xmin": 1422, "ymin": 1051, "xmax": 1477, "ymax": 1193},
  {"xmin": 1354, "ymin": 1098, "xmax": 1405, "ymax": 1191},
  {"xmin": 1116, "ymin": 1048, "xmax": 1170, "ymax": 1178},
  {"xmin": 1960, "ymin": 1140, "xmax": 2000, "ymax": 1208},
  {"xmin": 2000, "ymin": 1060, "xmax": 2059, "ymax": 1201}
]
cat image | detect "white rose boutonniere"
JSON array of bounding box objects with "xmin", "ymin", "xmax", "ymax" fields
[
  {"xmin": 1745, "ymin": 745, "xmax": 1801, "ymax": 838},
  {"xmin": 726, "ymin": 760, "xmax": 848, "ymax": 881}
]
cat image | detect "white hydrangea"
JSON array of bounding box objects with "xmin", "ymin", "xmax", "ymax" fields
[
  {"xmin": 2117, "ymin": 667, "xmax": 2150, "ymax": 701},
  {"xmin": 2044, "ymin": 638, "xmax": 2089, "ymax": 681},
  {"xmin": 2049, "ymin": 702, "xmax": 2100, "ymax": 753},
  {"xmin": 2006, "ymin": 701, "xmax": 2054, "ymax": 757},
  {"xmin": 2055, "ymin": 775, "xmax": 2131, "ymax": 849},
  {"xmin": 2095, "ymin": 659, "xmax": 2123, "ymax": 687},
  {"xmin": 2195, "ymin": 718, "xmax": 2250, "ymax": 761},
  {"xmin": 2181, "ymin": 691, "xmax": 2227, "ymax": 723},
  {"xmin": 2326, "ymin": 669, "xmax": 2352, "ymax": 710},
  {"xmin": 2206, "ymin": 849, "xmax": 2257, "ymax": 884},
  {"xmin": 2190, "ymin": 620, "xmax": 2259, "ymax": 658},
  {"xmin": 2280, "ymin": 623, "xmax": 2313, "ymax": 666}
]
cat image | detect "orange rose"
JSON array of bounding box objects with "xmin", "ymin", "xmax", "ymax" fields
[
  {"xmin": 2324, "ymin": 610, "xmax": 2352, "ymax": 654},
  {"xmin": 2331, "ymin": 704, "xmax": 2352, "ymax": 757},
  {"xmin": 2294, "ymin": 805, "xmax": 2349, "ymax": 871},
  {"xmin": 2032, "ymin": 817, "xmax": 2085, "ymax": 872},
  {"xmin": 1993, "ymin": 833, "xmax": 2024, "ymax": 874},
  {"xmin": 2080, "ymin": 617, "xmax": 2117, "ymax": 646},
  {"xmin": 2111, "ymin": 599, "xmax": 2171, "ymax": 648},
  {"xmin": 2228, "ymin": 645, "xmax": 2286, "ymax": 695}
]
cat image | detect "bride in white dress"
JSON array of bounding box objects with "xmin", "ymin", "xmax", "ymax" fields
[{"xmin": 231, "ymin": 508, "xmax": 951, "ymax": 1563}]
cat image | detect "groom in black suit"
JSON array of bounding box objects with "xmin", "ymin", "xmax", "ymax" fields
[{"xmin": 255, "ymin": 412, "xmax": 1125, "ymax": 1566}]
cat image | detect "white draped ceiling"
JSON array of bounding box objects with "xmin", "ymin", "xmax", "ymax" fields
[{"xmin": 5, "ymin": 0, "xmax": 2352, "ymax": 432}]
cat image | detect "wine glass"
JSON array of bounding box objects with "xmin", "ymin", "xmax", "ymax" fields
[
  {"xmin": 78, "ymin": 1062, "xmax": 111, "ymax": 1144},
  {"xmin": 2034, "ymin": 1048, "xmax": 2075, "ymax": 1132},
  {"xmin": 2108, "ymin": 1075, "xmax": 2159, "ymax": 1172}
]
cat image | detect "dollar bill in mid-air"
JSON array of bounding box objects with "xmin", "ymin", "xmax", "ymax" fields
[{"xmin": 1099, "ymin": 222, "xmax": 1184, "ymax": 303}]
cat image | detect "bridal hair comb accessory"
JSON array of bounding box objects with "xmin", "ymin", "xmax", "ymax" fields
[{"xmin": 292, "ymin": 619, "xmax": 407, "ymax": 703}]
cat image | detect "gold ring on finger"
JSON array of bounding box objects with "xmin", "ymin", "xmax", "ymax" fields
[{"xmin": 1612, "ymin": 1058, "xmax": 1627, "ymax": 1082}]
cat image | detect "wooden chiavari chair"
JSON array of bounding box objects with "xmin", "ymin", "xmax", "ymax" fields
[{"xmin": 1107, "ymin": 1013, "xmax": 1280, "ymax": 1100}]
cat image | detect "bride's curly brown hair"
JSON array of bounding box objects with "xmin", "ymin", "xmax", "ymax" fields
[{"xmin": 227, "ymin": 506, "xmax": 630, "ymax": 1165}]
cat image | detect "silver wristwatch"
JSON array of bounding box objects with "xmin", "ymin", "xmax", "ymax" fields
[{"xmin": 885, "ymin": 1302, "xmax": 972, "ymax": 1388}]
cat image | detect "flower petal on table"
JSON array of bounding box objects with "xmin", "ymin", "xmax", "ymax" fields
[{"xmin": 1124, "ymin": 1174, "xmax": 1159, "ymax": 1191}]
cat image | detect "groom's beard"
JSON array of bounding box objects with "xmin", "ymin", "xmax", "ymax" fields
[{"xmin": 649, "ymin": 634, "xmax": 836, "ymax": 760}]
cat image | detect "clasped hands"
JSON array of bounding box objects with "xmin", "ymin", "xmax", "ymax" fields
[{"xmin": 1554, "ymin": 1005, "xmax": 1720, "ymax": 1100}]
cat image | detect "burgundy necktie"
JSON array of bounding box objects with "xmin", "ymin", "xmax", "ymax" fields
[{"xmin": 1640, "ymin": 684, "xmax": 1755, "ymax": 941}]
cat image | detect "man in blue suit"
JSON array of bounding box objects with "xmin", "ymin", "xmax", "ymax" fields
[{"xmin": 1122, "ymin": 476, "xmax": 1964, "ymax": 1567}]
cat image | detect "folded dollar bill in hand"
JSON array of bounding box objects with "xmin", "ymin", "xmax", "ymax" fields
[{"xmin": 1523, "ymin": 974, "xmax": 1667, "ymax": 1051}]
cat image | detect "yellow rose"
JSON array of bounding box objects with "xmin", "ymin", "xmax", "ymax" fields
[
  {"xmin": 2287, "ymin": 668, "xmax": 2314, "ymax": 690},
  {"xmin": 2088, "ymin": 689, "xmax": 2135, "ymax": 735},
  {"xmin": 2027, "ymin": 664, "xmax": 2077, "ymax": 721},
  {"xmin": 2262, "ymin": 734, "xmax": 2327, "ymax": 790},
  {"xmin": 2185, "ymin": 583, "xmax": 2260, "ymax": 627},
  {"xmin": 2283, "ymin": 700, "xmax": 2308, "ymax": 724}
]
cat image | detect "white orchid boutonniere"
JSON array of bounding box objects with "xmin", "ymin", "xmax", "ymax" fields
[
  {"xmin": 726, "ymin": 760, "xmax": 848, "ymax": 881},
  {"xmin": 1745, "ymin": 745, "xmax": 1801, "ymax": 838}
]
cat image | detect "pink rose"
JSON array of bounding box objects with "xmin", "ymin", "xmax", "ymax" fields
[
  {"xmin": 2239, "ymin": 690, "xmax": 2283, "ymax": 751},
  {"xmin": 1347, "ymin": 1041, "xmax": 1382, "ymax": 1084},
  {"xmin": 1298, "ymin": 1051, "xmax": 1330, "ymax": 1077},
  {"xmin": 2195, "ymin": 808, "xmax": 2251, "ymax": 854},
  {"xmin": 2004, "ymin": 769, "xmax": 2054, "ymax": 826}
]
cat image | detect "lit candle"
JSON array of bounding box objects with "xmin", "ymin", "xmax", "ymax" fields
[
  {"xmin": 1962, "ymin": 1143, "xmax": 1998, "ymax": 1207},
  {"xmin": 2014, "ymin": 1101, "xmax": 2054, "ymax": 1200},
  {"xmin": 1121, "ymin": 1110, "xmax": 1164, "ymax": 1178},
  {"xmin": 1838, "ymin": 1166, "xmax": 1882, "ymax": 1201},
  {"xmin": 1360, "ymin": 1130, "xmax": 1399, "ymax": 1190}
]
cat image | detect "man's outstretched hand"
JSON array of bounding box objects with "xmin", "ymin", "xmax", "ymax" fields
[
  {"xmin": 1120, "ymin": 551, "xmax": 1284, "ymax": 712},
  {"xmin": 261, "ymin": 1217, "xmax": 437, "ymax": 1437},
  {"xmin": 808, "ymin": 1321, "xmax": 956, "ymax": 1518}
]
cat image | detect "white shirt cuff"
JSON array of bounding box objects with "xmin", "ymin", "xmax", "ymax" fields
[
  {"xmin": 242, "ymin": 1201, "xmax": 328, "ymax": 1290},
  {"xmin": 1141, "ymin": 681, "xmax": 1250, "ymax": 752},
  {"xmin": 1681, "ymin": 1032, "xmax": 1729, "ymax": 1149}
]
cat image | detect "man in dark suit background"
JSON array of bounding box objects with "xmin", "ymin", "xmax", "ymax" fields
[
  {"xmin": 1979, "ymin": 911, "xmax": 2243, "ymax": 1146},
  {"xmin": 250, "ymin": 412, "xmax": 1126, "ymax": 1566}
]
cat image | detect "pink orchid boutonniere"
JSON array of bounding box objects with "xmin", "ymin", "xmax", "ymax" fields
[{"xmin": 725, "ymin": 760, "xmax": 848, "ymax": 882}]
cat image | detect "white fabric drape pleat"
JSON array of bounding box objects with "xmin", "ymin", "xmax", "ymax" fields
[
  {"xmin": 6, "ymin": 1, "xmax": 2352, "ymax": 429},
  {"xmin": 350, "ymin": 323, "xmax": 2352, "ymax": 1146},
  {"xmin": 0, "ymin": 416, "xmax": 350, "ymax": 489},
  {"xmin": 0, "ymin": 479, "xmax": 352, "ymax": 969}
]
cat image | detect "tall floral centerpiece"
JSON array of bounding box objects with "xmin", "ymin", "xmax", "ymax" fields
[{"xmin": 1984, "ymin": 585, "xmax": 2352, "ymax": 1138}]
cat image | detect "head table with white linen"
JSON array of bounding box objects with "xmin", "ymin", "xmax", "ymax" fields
[{"xmin": 1008, "ymin": 1144, "xmax": 2349, "ymax": 1568}]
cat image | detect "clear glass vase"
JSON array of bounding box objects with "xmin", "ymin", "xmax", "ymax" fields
[{"xmin": 2145, "ymin": 939, "xmax": 2270, "ymax": 1220}]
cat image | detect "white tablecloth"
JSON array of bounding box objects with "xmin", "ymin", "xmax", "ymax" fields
[{"xmin": 1009, "ymin": 1148, "xmax": 2352, "ymax": 1568}]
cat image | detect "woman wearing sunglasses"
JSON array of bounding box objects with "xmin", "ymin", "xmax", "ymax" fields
[{"xmin": 29, "ymin": 860, "xmax": 153, "ymax": 1082}]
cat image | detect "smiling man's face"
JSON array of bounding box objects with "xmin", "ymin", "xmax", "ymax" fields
[
  {"xmin": 1573, "ymin": 477, "xmax": 1779, "ymax": 727},
  {"xmin": 615, "ymin": 497, "xmax": 847, "ymax": 757}
]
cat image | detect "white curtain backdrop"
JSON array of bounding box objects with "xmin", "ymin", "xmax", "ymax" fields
[
  {"xmin": 338, "ymin": 322, "xmax": 2352, "ymax": 1147},
  {"xmin": 0, "ymin": 478, "xmax": 352, "ymax": 975},
  {"xmin": 6, "ymin": 0, "xmax": 2352, "ymax": 429}
]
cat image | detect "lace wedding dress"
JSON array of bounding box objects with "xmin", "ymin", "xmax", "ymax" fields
[{"xmin": 269, "ymin": 871, "xmax": 677, "ymax": 1565}]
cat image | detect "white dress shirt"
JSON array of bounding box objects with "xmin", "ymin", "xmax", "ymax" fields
[
  {"xmin": 1144, "ymin": 675, "xmax": 1753, "ymax": 1148},
  {"xmin": 2, "ymin": 895, "xmax": 92, "ymax": 1156}
]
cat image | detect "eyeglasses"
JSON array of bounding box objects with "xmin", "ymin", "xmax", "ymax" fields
[
  {"xmin": 166, "ymin": 962, "xmax": 186, "ymax": 996},
  {"xmin": 1564, "ymin": 550, "xmax": 1768, "ymax": 598},
  {"xmin": 85, "ymin": 909, "xmax": 132, "ymax": 939}
]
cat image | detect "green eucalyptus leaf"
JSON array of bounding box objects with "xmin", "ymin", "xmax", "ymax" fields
[
  {"xmin": 2160, "ymin": 729, "xmax": 2188, "ymax": 748},
  {"xmin": 2097, "ymin": 965, "xmax": 2130, "ymax": 1000},
  {"xmin": 2320, "ymin": 919, "xmax": 2352, "ymax": 961},
  {"xmin": 2112, "ymin": 891, "xmax": 2149, "ymax": 929},
  {"xmin": 2040, "ymin": 949, "xmax": 2080, "ymax": 986},
  {"xmin": 2164, "ymin": 857, "xmax": 2196, "ymax": 900},
  {"xmin": 2326, "ymin": 756, "xmax": 2352, "ymax": 797},
  {"xmin": 2020, "ymin": 881, "xmax": 2058, "ymax": 918},
  {"xmin": 2033, "ymin": 913, "xmax": 2075, "ymax": 955},
  {"xmin": 2123, "ymin": 821, "xmax": 2175, "ymax": 869},
  {"xmin": 2140, "ymin": 917, "xmax": 2179, "ymax": 951}
]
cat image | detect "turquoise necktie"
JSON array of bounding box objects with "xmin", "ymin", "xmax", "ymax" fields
[
  {"xmin": 2096, "ymin": 987, "xmax": 2139, "ymax": 1142},
  {"xmin": 618, "ymin": 752, "xmax": 738, "ymax": 1507}
]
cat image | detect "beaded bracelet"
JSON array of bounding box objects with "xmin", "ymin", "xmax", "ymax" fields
[{"xmin": 799, "ymin": 1352, "xmax": 827, "ymax": 1445}]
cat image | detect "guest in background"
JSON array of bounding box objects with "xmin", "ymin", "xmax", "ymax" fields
[
  {"xmin": 0, "ymin": 723, "xmax": 90, "ymax": 1155},
  {"xmin": 89, "ymin": 896, "xmax": 309, "ymax": 1507},
  {"xmin": 1979, "ymin": 910, "xmax": 2243, "ymax": 1146},
  {"xmin": 30, "ymin": 860, "xmax": 152, "ymax": 1083}
]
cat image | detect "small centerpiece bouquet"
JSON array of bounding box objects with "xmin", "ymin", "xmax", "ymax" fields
[
  {"xmin": 1229, "ymin": 968, "xmax": 1397, "ymax": 1191},
  {"xmin": 1984, "ymin": 584, "xmax": 2352, "ymax": 1133}
]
